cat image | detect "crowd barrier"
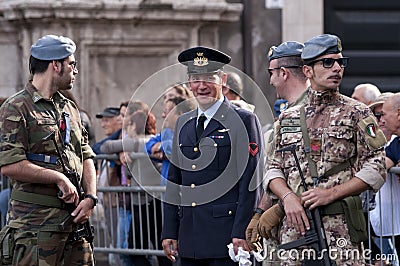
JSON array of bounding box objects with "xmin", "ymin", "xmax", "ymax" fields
[{"xmin": 0, "ymin": 155, "xmax": 399, "ymax": 265}]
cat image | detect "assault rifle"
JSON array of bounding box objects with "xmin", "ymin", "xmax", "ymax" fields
[
  {"xmin": 44, "ymin": 132, "xmax": 95, "ymax": 250},
  {"xmin": 277, "ymin": 144, "xmax": 335, "ymax": 266}
]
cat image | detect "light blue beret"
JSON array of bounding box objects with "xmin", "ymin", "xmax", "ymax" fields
[
  {"xmin": 30, "ymin": 35, "xmax": 76, "ymax": 60},
  {"xmin": 268, "ymin": 41, "xmax": 304, "ymax": 61},
  {"xmin": 301, "ymin": 34, "xmax": 342, "ymax": 61}
]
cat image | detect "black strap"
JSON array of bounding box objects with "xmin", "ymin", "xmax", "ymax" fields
[
  {"xmin": 196, "ymin": 113, "xmax": 207, "ymax": 140},
  {"xmin": 11, "ymin": 189, "xmax": 65, "ymax": 209},
  {"xmin": 300, "ymin": 106, "xmax": 355, "ymax": 186},
  {"xmin": 300, "ymin": 106, "xmax": 318, "ymax": 178}
]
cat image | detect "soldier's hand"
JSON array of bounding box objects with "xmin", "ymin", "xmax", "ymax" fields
[
  {"xmin": 56, "ymin": 174, "xmax": 79, "ymax": 206},
  {"xmin": 257, "ymin": 204, "xmax": 284, "ymax": 239},
  {"xmin": 283, "ymin": 193, "xmax": 310, "ymax": 235},
  {"xmin": 162, "ymin": 239, "xmax": 178, "ymax": 262},
  {"xmin": 246, "ymin": 213, "xmax": 261, "ymax": 250},
  {"xmin": 302, "ymin": 187, "xmax": 333, "ymax": 210},
  {"xmin": 71, "ymin": 199, "xmax": 94, "ymax": 224}
]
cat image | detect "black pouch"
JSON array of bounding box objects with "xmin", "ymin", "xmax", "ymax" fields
[
  {"xmin": 0, "ymin": 225, "xmax": 15, "ymax": 265},
  {"xmin": 341, "ymin": 196, "xmax": 368, "ymax": 243}
]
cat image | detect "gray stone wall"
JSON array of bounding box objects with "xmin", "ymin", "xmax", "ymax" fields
[{"xmin": 0, "ymin": 0, "xmax": 248, "ymax": 140}]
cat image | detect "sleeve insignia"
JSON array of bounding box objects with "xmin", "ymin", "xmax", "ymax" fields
[
  {"xmin": 366, "ymin": 123, "xmax": 376, "ymax": 138},
  {"xmin": 249, "ymin": 142, "xmax": 259, "ymax": 157}
]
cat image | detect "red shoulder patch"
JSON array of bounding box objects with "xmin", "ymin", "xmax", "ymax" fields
[{"xmin": 249, "ymin": 142, "xmax": 259, "ymax": 157}]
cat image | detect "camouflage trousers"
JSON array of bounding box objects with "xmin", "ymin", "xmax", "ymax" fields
[{"xmin": 10, "ymin": 229, "xmax": 94, "ymax": 265}]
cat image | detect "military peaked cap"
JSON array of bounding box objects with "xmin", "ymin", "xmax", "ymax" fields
[
  {"xmin": 178, "ymin": 46, "xmax": 231, "ymax": 74},
  {"xmin": 96, "ymin": 107, "xmax": 120, "ymax": 119}
]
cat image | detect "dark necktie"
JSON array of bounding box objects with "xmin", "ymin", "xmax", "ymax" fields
[{"xmin": 196, "ymin": 113, "xmax": 207, "ymax": 140}]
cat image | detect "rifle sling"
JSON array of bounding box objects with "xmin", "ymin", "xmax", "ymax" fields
[
  {"xmin": 300, "ymin": 106, "xmax": 357, "ymax": 218},
  {"xmin": 11, "ymin": 189, "xmax": 65, "ymax": 209},
  {"xmin": 300, "ymin": 106, "xmax": 355, "ymax": 184}
]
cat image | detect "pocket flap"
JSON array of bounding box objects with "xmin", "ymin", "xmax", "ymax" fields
[
  {"xmin": 212, "ymin": 202, "xmax": 237, "ymax": 218},
  {"xmin": 342, "ymin": 196, "xmax": 365, "ymax": 231}
]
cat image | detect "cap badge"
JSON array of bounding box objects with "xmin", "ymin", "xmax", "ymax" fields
[
  {"xmin": 268, "ymin": 47, "xmax": 274, "ymax": 57},
  {"xmin": 337, "ymin": 38, "xmax": 342, "ymax": 51},
  {"xmin": 193, "ymin": 52, "xmax": 208, "ymax": 67}
]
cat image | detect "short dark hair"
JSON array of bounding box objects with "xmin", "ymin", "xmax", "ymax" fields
[
  {"xmin": 120, "ymin": 101, "xmax": 129, "ymax": 109},
  {"xmin": 225, "ymin": 72, "xmax": 243, "ymax": 96},
  {"xmin": 276, "ymin": 56, "xmax": 306, "ymax": 80},
  {"xmin": 167, "ymin": 96, "xmax": 186, "ymax": 107},
  {"xmin": 29, "ymin": 55, "xmax": 66, "ymax": 75}
]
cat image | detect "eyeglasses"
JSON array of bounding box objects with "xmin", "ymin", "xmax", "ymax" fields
[
  {"xmin": 268, "ymin": 65, "xmax": 301, "ymax": 76},
  {"xmin": 306, "ymin": 57, "xmax": 349, "ymax": 68},
  {"xmin": 189, "ymin": 74, "xmax": 221, "ymax": 83},
  {"xmin": 68, "ymin": 60, "xmax": 78, "ymax": 70},
  {"xmin": 374, "ymin": 112, "xmax": 383, "ymax": 121}
]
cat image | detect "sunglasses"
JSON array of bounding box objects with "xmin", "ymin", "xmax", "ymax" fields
[
  {"xmin": 268, "ymin": 65, "xmax": 302, "ymax": 76},
  {"xmin": 306, "ymin": 57, "xmax": 349, "ymax": 68},
  {"xmin": 374, "ymin": 112, "xmax": 383, "ymax": 121}
]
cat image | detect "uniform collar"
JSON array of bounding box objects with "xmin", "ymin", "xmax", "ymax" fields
[
  {"xmin": 26, "ymin": 82, "xmax": 66, "ymax": 104},
  {"xmin": 197, "ymin": 95, "xmax": 224, "ymax": 122},
  {"xmin": 307, "ymin": 86, "xmax": 339, "ymax": 106},
  {"xmin": 289, "ymin": 89, "xmax": 308, "ymax": 108}
]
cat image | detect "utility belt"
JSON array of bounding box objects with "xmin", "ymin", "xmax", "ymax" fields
[
  {"xmin": 10, "ymin": 190, "xmax": 93, "ymax": 243},
  {"xmin": 11, "ymin": 189, "xmax": 65, "ymax": 209},
  {"xmin": 320, "ymin": 196, "xmax": 367, "ymax": 244}
]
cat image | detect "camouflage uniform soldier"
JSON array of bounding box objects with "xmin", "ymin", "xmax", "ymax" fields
[
  {"xmin": 0, "ymin": 35, "xmax": 97, "ymax": 265},
  {"xmin": 246, "ymin": 41, "xmax": 308, "ymax": 265},
  {"xmin": 265, "ymin": 34, "xmax": 386, "ymax": 265}
]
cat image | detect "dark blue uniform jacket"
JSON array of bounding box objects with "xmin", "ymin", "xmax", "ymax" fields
[{"xmin": 162, "ymin": 98, "xmax": 263, "ymax": 259}]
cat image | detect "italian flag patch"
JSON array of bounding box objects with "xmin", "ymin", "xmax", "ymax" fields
[{"xmin": 366, "ymin": 123, "xmax": 376, "ymax": 138}]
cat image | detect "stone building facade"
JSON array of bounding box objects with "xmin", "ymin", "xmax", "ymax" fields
[{"xmin": 0, "ymin": 0, "xmax": 323, "ymax": 139}]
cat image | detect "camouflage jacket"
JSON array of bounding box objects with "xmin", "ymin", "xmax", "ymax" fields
[
  {"xmin": 264, "ymin": 87, "xmax": 386, "ymax": 264},
  {"xmin": 265, "ymin": 87, "xmax": 386, "ymax": 195},
  {"xmin": 263, "ymin": 89, "xmax": 307, "ymax": 191},
  {"xmin": 0, "ymin": 82, "xmax": 94, "ymax": 231}
]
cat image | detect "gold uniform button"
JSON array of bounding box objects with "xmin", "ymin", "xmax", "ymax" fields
[
  {"xmin": 191, "ymin": 183, "xmax": 195, "ymax": 188},
  {"xmin": 228, "ymin": 210, "xmax": 233, "ymax": 215},
  {"xmin": 192, "ymin": 202, "xmax": 196, "ymax": 207},
  {"xmin": 193, "ymin": 147, "xmax": 198, "ymax": 152},
  {"xmin": 192, "ymin": 164, "xmax": 196, "ymax": 170}
]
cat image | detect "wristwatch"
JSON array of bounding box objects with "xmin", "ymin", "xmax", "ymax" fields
[
  {"xmin": 84, "ymin": 194, "xmax": 98, "ymax": 207},
  {"xmin": 253, "ymin": 207, "xmax": 265, "ymax": 215}
]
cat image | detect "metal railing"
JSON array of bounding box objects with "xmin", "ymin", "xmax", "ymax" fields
[
  {"xmin": 0, "ymin": 158, "xmax": 399, "ymax": 265},
  {"xmin": 92, "ymin": 152, "xmax": 167, "ymax": 265}
]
